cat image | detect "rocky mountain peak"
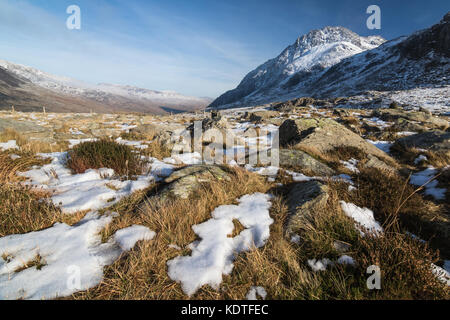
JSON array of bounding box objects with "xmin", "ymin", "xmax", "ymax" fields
[
  {"xmin": 209, "ymin": 13, "xmax": 449, "ymax": 110},
  {"xmin": 293, "ymin": 26, "xmax": 384, "ymax": 52}
]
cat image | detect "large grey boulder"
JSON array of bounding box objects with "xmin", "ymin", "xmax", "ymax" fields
[
  {"xmin": 393, "ymin": 131, "xmax": 450, "ymax": 158},
  {"xmin": 132, "ymin": 123, "xmax": 185, "ymax": 137},
  {"xmin": 372, "ymin": 109, "xmax": 449, "ymax": 130},
  {"xmin": 0, "ymin": 118, "xmax": 53, "ymax": 140},
  {"xmin": 279, "ymin": 118, "xmax": 396, "ymax": 166},
  {"xmin": 364, "ymin": 154, "xmax": 396, "ymax": 173},
  {"xmin": 285, "ymin": 181, "xmax": 329, "ymax": 235},
  {"xmin": 244, "ymin": 111, "xmax": 279, "ymax": 123},
  {"xmin": 390, "ymin": 118, "xmax": 428, "ymax": 133},
  {"xmin": 279, "ymin": 149, "xmax": 335, "ymax": 176}
]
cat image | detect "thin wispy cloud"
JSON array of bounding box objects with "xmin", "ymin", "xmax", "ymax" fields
[{"xmin": 0, "ymin": 0, "xmax": 448, "ymax": 97}]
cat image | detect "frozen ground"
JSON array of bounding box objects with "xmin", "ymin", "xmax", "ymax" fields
[
  {"xmin": 0, "ymin": 212, "xmax": 155, "ymax": 300},
  {"xmin": 167, "ymin": 193, "xmax": 273, "ymax": 296},
  {"xmin": 0, "ymin": 100, "xmax": 448, "ymax": 299}
]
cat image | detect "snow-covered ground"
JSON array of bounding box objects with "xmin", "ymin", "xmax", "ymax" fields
[
  {"xmin": 167, "ymin": 193, "xmax": 273, "ymax": 296},
  {"xmin": 410, "ymin": 167, "xmax": 446, "ymax": 200},
  {"xmin": 390, "ymin": 86, "xmax": 450, "ymax": 114},
  {"xmin": 0, "ymin": 212, "xmax": 155, "ymax": 300},
  {"xmin": 340, "ymin": 201, "xmax": 383, "ymax": 236},
  {"xmin": 18, "ymin": 152, "xmax": 155, "ymax": 214}
]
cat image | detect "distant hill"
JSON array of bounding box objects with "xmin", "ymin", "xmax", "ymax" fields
[{"xmin": 0, "ymin": 60, "xmax": 211, "ymax": 114}]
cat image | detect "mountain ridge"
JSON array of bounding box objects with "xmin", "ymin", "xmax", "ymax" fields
[
  {"xmin": 0, "ymin": 59, "xmax": 211, "ymax": 114},
  {"xmin": 209, "ymin": 13, "xmax": 450, "ymax": 110}
]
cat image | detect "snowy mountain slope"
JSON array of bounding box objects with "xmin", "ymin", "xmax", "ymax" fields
[
  {"xmin": 0, "ymin": 59, "xmax": 211, "ymax": 114},
  {"xmin": 209, "ymin": 12, "xmax": 450, "ymax": 110},
  {"xmin": 208, "ymin": 26, "xmax": 385, "ymax": 109},
  {"xmin": 308, "ymin": 13, "xmax": 450, "ymax": 97}
]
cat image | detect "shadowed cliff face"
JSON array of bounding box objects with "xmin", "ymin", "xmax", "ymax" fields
[{"xmin": 399, "ymin": 12, "xmax": 450, "ymax": 59}]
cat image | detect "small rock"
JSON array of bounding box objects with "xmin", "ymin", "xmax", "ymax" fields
[
  {"xmin": 333, "ymin": 240, "xmax": 351, "ymax": 253},
  {"xmin": 161, "ymin": 165, "xmax": 231, "ymax": 200},
  {"xmin": 285, "ymin": 181, "xmax": 329, "ymax": 235}
]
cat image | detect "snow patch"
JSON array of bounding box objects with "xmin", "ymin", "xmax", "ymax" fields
[
  {"xmin": 0, "ymin": 213, "xmax": 155, "ymax": 299},
  {"xmin": 0, "ymin": 140, "xmax": 19, "ymax": 151},
  {"xmin": 18, "ymin": 152, "xmax": 154, "ymax": 214},
  {"xmin": 246, "ymin": 286, "xmax": 267, "ymax": 300},
  {"xmin": 114, "ymin": 225, "xmax": 156, "ymax": 251},
  {"xmin": 340, "ymin": 201, "xmax": 383, "ymax": 236},
  {"xmin": 167, "ymin": 193, "xmax": 273, "ymax": 296},
  {"xmin": 410, "ymin": 167, "xmax": 446, "ymax": 200}
]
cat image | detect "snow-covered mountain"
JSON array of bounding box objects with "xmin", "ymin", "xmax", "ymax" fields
[
  {"xmin": 208, "ymin": 27, "xmax": 385, "ymax": 109},
  {"xmin": 0, "ymin": 59, "xmax": 211, "ymax": 114},
  {"xmin": 209, "ymin": 13, "xmax": 450, "ymax": 110}
]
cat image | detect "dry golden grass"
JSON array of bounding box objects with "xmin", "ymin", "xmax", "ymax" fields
[
  {"xmin": 68, "ymin": 164, "xmax": 449, "ymax": 300},
  {"xmin": 334, "ymin": 167, "xmax": 450, "ymax": 259},
  {"xmin": 0, "ymin": 128, "xmax": 68, "ymax": 154},
  {"xmin": 286, "ymin": 181, "xmax": 449, "ymax": 300},
  {"xmin": 0, "ymin": 152, "xmax": 86, "ymax": 237},
  {"xmin": 143, "ymin": 139, "xmax": 172, "ymax": 159},
  {"xmin": 390, "ymin": 143, "xmax": 450, "ymax": 169},
  {"xmin": 0, "ymin": 184, "xmax": 61, "ymax": 237},
  {"xmin": 0, "ymin": 151, "xmax": 49, "ymax": 183},
  {"xmin": 1, "ymin": 112, "xmax": 448, "ymax": 300},
  {"xmin": 70, "ymin": 167, "xmax": 308, "ymax": 300}
]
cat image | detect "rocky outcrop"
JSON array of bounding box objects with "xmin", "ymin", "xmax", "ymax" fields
[
  {"xmin": 364, "ymin": 154, "xmax": 396, "ymax": 173},
  {"xmin": 272, "ymin": 97, "xmax": 330, "ymax": 112},
  {"xmin": 393, "ymin": 131, "xmax": 450, "ymax": 158},
  {"xmin": 285, "ymin": 181, "xmax": 329, "ymax": 235},
  {"xmin": 279, "ymin": 118, "xmax": 396, "ymax": 165},
  {"xmin": 373, "ymin": 109, "xmax": 449, "ymax": 130},
  {"xmin": 279, "ymin": 149, "xmax": 335, "ymax": 176},
  {"xmin": 244, "ymin": 111, "xmax": 279, "ymax": 123},
  {"xmin": 398, "ymin": 12, "xmax": 450, "ymax": 59},
  {"xmin": 0, "ymin": 118, "xmax": 52, "ymax": 140},
  {"xmin": 159, "ymin": 165, "xmax": 231, "ymax": 200}
]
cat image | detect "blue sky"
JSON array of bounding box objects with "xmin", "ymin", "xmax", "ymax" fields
[{"xmin": 0, "ymin": 0, "xmax": 448, "ymax": 98}]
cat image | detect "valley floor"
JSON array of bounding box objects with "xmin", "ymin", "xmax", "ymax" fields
[{"xmin": 0, "ymin": 103, "xmax": 449, "ymax": 300}]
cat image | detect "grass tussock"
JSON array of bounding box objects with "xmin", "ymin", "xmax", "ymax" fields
[
  {"xmin": 390, "ymin": 143, "xmax": 450, "ymax": 169},
  {"xmin": 288, "ymin": 182, "xmax": 449, "ymax": 300},
  {"xmin": 143, "ymin": 139, "xmax": 172, "ymax": 160},
  {"xmin": 334, "ymin": 167, "xmax": 450, "ymax": 259},
  {"xmin": 0, "ymin": 151, "xmax": 51, "ymax": 184},
  {"xmin": 0, "ymin": 184, "xmax": 85, "ymax": 237},
  {"xmin": 66, "ymin": 139, "xmax": 145, "ymax": 177}
]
